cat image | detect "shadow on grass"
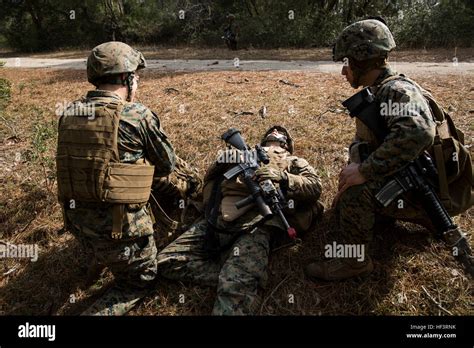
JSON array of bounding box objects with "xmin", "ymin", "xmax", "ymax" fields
[
  {"xmin": 0, "ymin": 236, "xmax": 98, "ymax": 315},
  {"xmin": 261, "ymin": 212, "xmax": 433, "ymax": 315}
]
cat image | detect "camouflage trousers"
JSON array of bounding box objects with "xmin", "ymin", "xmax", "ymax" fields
[
  {"xmin": 336, "ymin": 180, "xmax": 434, "ymax": 250},
  {"xmin": 157, "ymin": 219, "xmax": 271, "ymax": 315},
  {"xmin": 67, "ymin": 206, "xmax": 158, "ymax": 290}
]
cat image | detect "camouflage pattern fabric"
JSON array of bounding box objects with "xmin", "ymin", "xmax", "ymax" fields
[
  {"xmin": 338, "ymin": 66, "xmax": 437, "ymax": 250},
  {"xmin": 151, "ymin": 155, "xmax": 203, "ymax": 246},
  {"xmin": 157, "ymin": 144, "xmax": 323, "ymax": 315},
  {"xmin": 81, "ymin": 286, "xmax": 150, "ymax": 316},
  {"xmin": 333, "ymin": 19, "xmax": 396, "ymax": 62},
  {"xmin": 152, "ymin": 155, "xmax": 203, "ymax": 201},
  {"xmin": 357, "ymin": 67, "xmax": 436, "ymax": 181},
  {"xmin": 157, "ymin": 219, "xmax": 271, "ymax": 315},
  {"xmin": 87, "ymin": 41, "xmax": 146, "ymax": 85},
  {"xmin": 336, "ymin": 181, "xmax": 434, "ymax": 250},
  {"xmin": 205, "ymin": 146, "xmax": 323, "ymax": 234},
  {"xmin": 65, "ymin": 90, "xmax": 175, "ymax": 314},
  {"xmin": 68, "ymin": 207, "xmax": 158, "ymax": 286}
]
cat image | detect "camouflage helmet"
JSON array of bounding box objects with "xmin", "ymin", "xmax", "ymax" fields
[
  {"xmin": 333, "ymin": 19, "xmax": 396, "ymax": 62},
  {"xmin": 261, "ymin": 125, "xmax": 294, "ymax": 154},
  {"xmin": 87, "ymin": 41, "xmax": 146, "ymax": 85}
]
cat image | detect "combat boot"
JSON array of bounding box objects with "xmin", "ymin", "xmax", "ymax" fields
[
  {"xmin": 305, "ymin": 256, "xmax": 373, "ymax": 281},
  {"xmin": 81, "ymin": 286, "xmax": 149, "ymax": 316}
]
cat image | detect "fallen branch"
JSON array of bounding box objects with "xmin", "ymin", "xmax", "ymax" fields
[
  {"xmin": 164, "ymin": 87, "xmax": 180, "ymax": 94},
  {"xmin": 421, "ymin": 285, "xmax": 453, "ymax": 315},
  {"xmin": 279, "ymin": 79, "xmax": 302, "ymax": 88},
  {"xmin": 227, "ymin": 110, "xmax": 254, "ymax": 116},
  {"xmin": 314, "ymin": 108, "xmax": 345, "ymax": 121},
  {"xmin": 3, "ymin": 266, "xmax": 18, "ymax": 276}
]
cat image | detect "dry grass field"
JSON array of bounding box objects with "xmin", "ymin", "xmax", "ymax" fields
[{"xmin": 0, "ymin": 65, "xmax": 472, "ymax": 316}]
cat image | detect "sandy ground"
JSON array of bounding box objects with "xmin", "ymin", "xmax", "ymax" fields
[{"xmin": 1, "ymin": 57, "xmax": 474, "ymax": 75}]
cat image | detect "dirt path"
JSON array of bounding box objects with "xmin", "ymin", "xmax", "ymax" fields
[{"xmin": 2, "ymin": 57, "xmax": 473, "ymax": 75}]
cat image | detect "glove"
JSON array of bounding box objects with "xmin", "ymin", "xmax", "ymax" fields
[{"xmin": 255, "ymin": 166, "xmax": 288, "ymax": 183}]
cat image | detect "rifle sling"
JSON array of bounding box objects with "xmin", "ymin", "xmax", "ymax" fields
[
  {"xmin": 204, "ymin": 176, "xmax": 225, "ymax": 253},
  {"xmin": 149, "ymin": 192, "xmax": 180, "ymax": 232}
]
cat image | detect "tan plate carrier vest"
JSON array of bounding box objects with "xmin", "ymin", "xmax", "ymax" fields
[
  {"xmin": 56, "ymin": 99, "xmax": 155, "ymax": 239},
  {"xmin": 217, "ymin": 146, "xmax": 290, "ymax": 222}
]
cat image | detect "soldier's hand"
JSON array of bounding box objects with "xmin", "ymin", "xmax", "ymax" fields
[
  {"xmin": 332, "ymin": 163, "xmax": 366, "ymax": 207},
  {"xmin": 255, "ymin": 166, "xmax": 288, "ymax": 183}
]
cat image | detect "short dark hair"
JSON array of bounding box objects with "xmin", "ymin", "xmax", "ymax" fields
[{"xmin": 95, "ymin": 74, "xmax": 127, "ymax": 87}]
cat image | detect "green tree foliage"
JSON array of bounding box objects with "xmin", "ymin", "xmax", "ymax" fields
[
  {"xmin": 389, "ymin": 0, "xmax": 474, "ymax": 48},
  {"xmin": 0, "ymin": 0, "xmax": 472, "ymax": 51}
]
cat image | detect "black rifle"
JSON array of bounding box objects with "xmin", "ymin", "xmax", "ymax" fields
[
  {"xmin": 221, "ymin": 128, "xmax": 297, "ymax": 240},
  {"xmin": 342, "ymin": 88, "xmax": 474, "ymax": 276}
]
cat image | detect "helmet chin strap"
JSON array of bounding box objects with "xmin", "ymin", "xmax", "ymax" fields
[
  {"xmin": 122, "ymin": 73, "xmax": 134, "ymax": 102},
  {"xmin": 126, "ymin": 73, "xmax": 134, "ymax": 102},
  {"xmin": 351, "ymin": 68, "xmax": 363, "ymax": 88}
]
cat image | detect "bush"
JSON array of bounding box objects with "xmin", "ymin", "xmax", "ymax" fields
[{"xmin": 389, "ymin": 1, "xmax": 474, "ymax": 48}]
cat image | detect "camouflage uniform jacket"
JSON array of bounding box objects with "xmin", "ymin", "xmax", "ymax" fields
[
  {"xmin": 352, "ymin": 67, "xmax": 437, "ymax": 182},
  {"xmin": 203, "ymin": 146, "xmax": 322, "ymax": 234},
  {"xmin": 66, "ymin": 90, "xmax": 176, "ymax": 237}
]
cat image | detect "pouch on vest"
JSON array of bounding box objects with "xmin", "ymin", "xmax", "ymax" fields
[
  {"xmin": 377, "ymin": 75, "xmax": 473, "ymax": 216},
  {"xmin": 221, "ymin": 194, "xmax": 255, "ymax": 221}
]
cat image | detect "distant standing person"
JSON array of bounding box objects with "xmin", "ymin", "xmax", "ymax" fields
[{"xmin": 223, "ymin": 13, "xmax": 239, "ymax": 50}]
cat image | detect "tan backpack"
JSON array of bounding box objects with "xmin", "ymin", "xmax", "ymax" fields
[
  {"xmin": 424, "ymin": 93, "xmax": 473, "ymax": 215},
  {"xmin": 380, "ymin": 75, "xmax": 473, "ymax": 216}
]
